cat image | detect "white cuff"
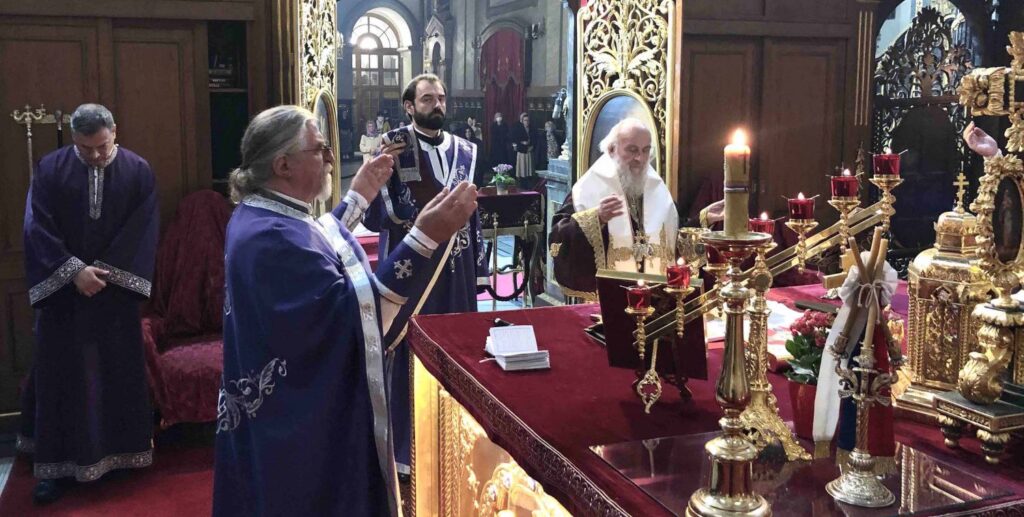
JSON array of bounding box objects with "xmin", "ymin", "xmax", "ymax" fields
[
  {"xmin": 345, "ymin": 190, "xmax": 369, "ymax": 210},
  {"xmin": 404, "ymin": 226, "xmax": 439, "ymax": 257}
]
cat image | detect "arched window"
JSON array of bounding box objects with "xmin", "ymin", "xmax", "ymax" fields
[{"xmin": 351, "ymin": 14, "xmax": 402, "ymax": 127}]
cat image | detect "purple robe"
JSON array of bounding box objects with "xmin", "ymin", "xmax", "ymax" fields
[
  {"xmin": 213, "ymin": 192, "xmax": 438, "ymax": 516},
  {"xmin": 19, "ymin": 145, "xmax": 159, "ymax": 482},
  {"xmin": 364, "ymin": 128, "xmax": 487, "ymax": 469}
]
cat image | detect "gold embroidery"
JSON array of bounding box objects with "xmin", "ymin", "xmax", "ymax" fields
[
  {"xmin": 572, "ymin": 207, "xmax": 606, "ymax": 273},
  {"xmin": 549, "ymin": 242, "xmax": 561, "ymax": 257}
]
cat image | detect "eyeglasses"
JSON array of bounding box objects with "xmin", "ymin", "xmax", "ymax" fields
[{"xmin": 293, "ymin": 143, "xmax": 333, "ymax": 158}]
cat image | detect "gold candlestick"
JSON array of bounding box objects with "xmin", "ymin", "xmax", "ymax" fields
[
  {"xmin": 687, "ymin": 231, "xmax": 772, "ymax": 517},
  {"xmin": 739, "ymin": 240, "xmax": 812, "ymax": 462},
  {"xmin": 784, "ymin": 219, "xmax": 819, "ymax": 273},
  {"xmin": 869, "ymin": 174, "xmax": 903, "ymax": 235},
  {"xmin": 827, "ymin": 197, "xmax": 860, "ymax": 259},
  {"xmin": 663, "ymin": 284, "xmax": 694, "ymax": 337},
  {"xmin": 624, "ymin": 306, "xmax": 656, "ymax": 361}
]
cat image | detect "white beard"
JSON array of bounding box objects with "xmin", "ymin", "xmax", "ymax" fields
[
  {"xmin": 316, "ymin": 172, "xmax": 333, "ymax": 203},
  {"xmin": 616, "ymin": 160, "xmax": 646, "ymax": 200}
]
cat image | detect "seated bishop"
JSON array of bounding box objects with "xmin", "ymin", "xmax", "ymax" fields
[{"xmin": 550, "ymin": 118, "xmax": 687, "ymax": 300}]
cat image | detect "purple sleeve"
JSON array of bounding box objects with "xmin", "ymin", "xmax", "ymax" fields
[{"xmin": 23, "ymin": 168, "xmax": 86, "ymax": 307}]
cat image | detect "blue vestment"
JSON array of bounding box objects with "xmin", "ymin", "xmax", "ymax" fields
[
  {"xmin": 20, "ymin": 145, "xmax": 159, "ymax": 481},
  {"xmin": 364, "ymin": 128, "xmax": 487, "ymax": 469},
  {"xmin": 213, "ymin": 191, "xmax": 438, "ymax": 516}
]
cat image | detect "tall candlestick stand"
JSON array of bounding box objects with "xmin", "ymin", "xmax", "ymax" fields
[
  {"xmin": 687, "ymin": 231, "xmax": 772, "ymax": 517},
  {"xmin": 869, "ymin": 175, "xmax": 903, "ymax": 235},
  {"xmin": 626, "ymin": 305, "xmax": 660, "ymax": 413},
  {"xmin": 739, "ymin": 240, "xmax": 812, "ymax": 462},
  {"xmin": 784, "ymin": 219, "xmax": 818, "ymax": 273},
  {"xmin": 826, "ymin": 239, "xmax": 896, "ymax": 507},
  {"xmin": 625, "ymin": 306, "xmax": 656, "ymax": 362}
]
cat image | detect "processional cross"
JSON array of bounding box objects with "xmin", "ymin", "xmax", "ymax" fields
[{"xmin": 953, "ymin": 172, "xmax": 969, "ymax": 213}]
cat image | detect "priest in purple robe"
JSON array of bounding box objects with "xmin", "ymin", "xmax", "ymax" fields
[
  {"xmin": 19, "ymin": 103, "xmax": 159, "ymax": 503},
  {"xmin": 212, "ymin": 105, "xmax": 478, "ymax": 516},
  {"xmin": 364, "ymin": 73, "xmax": 488, "ymax": 475}
]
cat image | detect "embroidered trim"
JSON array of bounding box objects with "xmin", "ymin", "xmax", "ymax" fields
[
  {"xmin": 403, "ymin": 232, "xmax": 433, "ymax": 258},
  {"xmin": 242, "ymin": 195, "xmax": 314, "ymax": 222},
  {"xmin": 559, "ymin": 285, "xmax": 599, "ymax": 303},
  {"xmin": 94, "ymin": 260, "xmax": 151, "ymax": 297},
  {"xmin": 34, "ymin": 449, "xmax": 152, "ymax": 482},
  {"xmin": 15, "ymin": 433, "xmax": 35, "ymax": 453},
  {"xmin": 340, "ymin": 192, "xmax": 366, "ymax": 231},
  {"xmin": 216, "ymin": 357, "xmax": 288, "ymax": 433},
  {"xmin": 571, "ymin": 207, "xmax": 606, "ymax": 273},
  {"xmin": 89, "ymin": 167, "xmax": 105, "ymax": 220},
  {"xmin": 29, "ymin": 256, "xmax": 87, "ymax": 305},
  {"xmin": 699, "ymin": 206, "xmax": 711, "ymax": 229},
  {"xmin": 373, "ymin": 277, "xmax": 408, "ymax": 304}
]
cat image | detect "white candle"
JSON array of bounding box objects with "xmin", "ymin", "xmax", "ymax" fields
[{"xmin": 724, "ymin": 129, "xmax": 751, "ymax": 237}]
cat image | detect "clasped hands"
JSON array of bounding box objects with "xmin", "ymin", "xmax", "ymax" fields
[
  {"xmin": 350, "ymin": 142, "xmax": 477, "ymax": 245},
  {"xmin": 74, "ymin": 266, "xmax": 110, "ymax": 297}
]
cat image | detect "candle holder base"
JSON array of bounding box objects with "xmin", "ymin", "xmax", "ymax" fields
[
  {"xmin": 825, "ymin": 450, "xmax": 895, "ymax": 508},
  {"xmin": 784, "ymin": 219, "xmax": 818, "ymax": 273},
  {"xmin": 869, "ymin": 175, "xmax": 903, "ymax": 236}
]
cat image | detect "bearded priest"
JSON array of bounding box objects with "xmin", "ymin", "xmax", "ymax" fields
[{"xmin": 550, "ymin": 118, "xmax": 721, "ymax": 300}]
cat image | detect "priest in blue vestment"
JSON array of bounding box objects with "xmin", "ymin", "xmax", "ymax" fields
[
  {"xmin": 364, "ymin": 73, "xmax": 488, "ymax": 475},
  {"xmin": 19, "ymin": 104, "xmax": 159, "ymax": 503},
  {"xmin": 213, "ymin": 105, "xmax": 478, "ymax": 516}
]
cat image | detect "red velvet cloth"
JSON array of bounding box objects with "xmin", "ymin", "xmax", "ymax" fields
[
  {"xmin": 481, "ymin": 29, "xmax": 525, "ymax": 132},
  {"xmin": 356, "ymin": 234, "xmax": 379, "ymax": 271},
  {"xmin": 148, "ymin": 190, "xmax": 233, "ymax": 340},
  {"xmin": 407, "ymin": 289, "xmax": 1024, "ymax": 516},
  {"xmin": 142, "ymin": 190, "xmax": 232, "ymax": 427}
]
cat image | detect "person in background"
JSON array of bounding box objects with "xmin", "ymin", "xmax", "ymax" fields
[
  {"xmin": 360, "ymin": 121, "xmax": 382, "ymax": 164},
  {"xmin": 20, "ymin": 103, "xmax": 159, "ymax": 504}
]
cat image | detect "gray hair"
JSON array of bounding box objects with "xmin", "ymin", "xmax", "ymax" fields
[
  {"xmin": 229, "ymin": 105, "xmax": 316, "ymax": 203},
  {"xmin": 599, "ymin": 118, "xmax": 650, "ymax": 154},
  {"xmin": 70, "ymin": 103, "xmax": 115, "ymax": 135}
]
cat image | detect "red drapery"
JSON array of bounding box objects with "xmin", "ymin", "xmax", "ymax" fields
[{"xmin": 481, "ymin": 29, "xmax": 525, "ymax": 136}]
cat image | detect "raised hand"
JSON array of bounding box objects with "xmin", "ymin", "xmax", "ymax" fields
[
  {"xmin": 597, "ymin": 195, "xmax": 625, "ymax": 224},
  {"xmin": 349, "ymin": 153, "xmax": 394, "ymax": 204},
  {"xmin": 963, "ymin": 121, "xmax": 999, "ymax": 158},
  {"xmin": 415, "ymin": 181, "xmax": 479, "ymax": 243},
  {"xmin": 74, "ymin": 266, "xmax": 109, "ymax": 297},
  {"xmin": 706, "ymin": 199, "xmax": 725, "ymax": 224}
]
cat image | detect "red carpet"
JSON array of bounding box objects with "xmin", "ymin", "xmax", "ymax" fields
[{"xmin": 0, "ymin": 427, "xmax": 213, "ymax": 516}]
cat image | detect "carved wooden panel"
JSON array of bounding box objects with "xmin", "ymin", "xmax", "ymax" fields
[
  {"xmin": 113, "ymin": 24, "xmax": 210, "ymax": 226},
  {"xmin": 766, "ymin": 0, "xmax": 848, "ymax": 22},
  {"xmin": 759, "ymin": 39, "xmax": 846, "ymax": 216},
  {"xmin": 678, "ymin": 37, "xmax": 759, "ymax": 213},
  {"xmin": 684, "ymin": 0, "xmax": 765, "ymax": 20}
]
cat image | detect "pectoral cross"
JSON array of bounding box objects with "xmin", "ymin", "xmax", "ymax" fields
[
  {"xmin": 632, "ymin": 232, "xmax": 652, "ymax": 271},
  {"xmin": 953, "ymin": 172, "xmax": 969, "ymax": 213}
]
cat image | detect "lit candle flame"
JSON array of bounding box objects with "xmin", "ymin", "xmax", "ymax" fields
[
  {"xmin": 677, "ymin": 257, "xmax": 685, "ymax": 266},
  {"xmin": 760, "ymin": 212, "xmax": 769, "ymax": 221},
  {"xmin": 797, "ymin": 192, "xmax": 806, "ymax": 200},
  {"xmin": 637, "ymin": 280, "xmax": 646, "ymax": 287},
  {"xmin": 884, "ymin": 146, "xmax": 893, "ymax": 155},
  {"xmin": 842, "ymin": 168, "xmax": 852, "ymax": 176},
  {"xmin": 730, "ymin": 129, "xmax": 747, "ymax": 146}
]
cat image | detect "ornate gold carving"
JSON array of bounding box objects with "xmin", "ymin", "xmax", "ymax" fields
[
  {"xmin": 576, "ymin": 0, "xmax": 679, "ymax": 196},
  {"xmin": 958, "ymin": 33, "xmax": 1024, "ymax": 153},
  {"xmin": 959, "ymin": 304, "xmax": 1021, "ymax": 404},
  {"xmin": 299, "ymin": 0, "xmax": 336, "ymax": 109},
  {"xmin": 476, "ymin": 463, "xmax": 570, "ymax": 517}
]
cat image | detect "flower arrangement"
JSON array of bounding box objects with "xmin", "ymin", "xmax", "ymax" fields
[
  {"xmin": 783, "ymin": 310, "xmax": 835, "ymax": 385},
  {"xmin": 490, "ymin": 164, "xmax": 516, "ymax": 186}
]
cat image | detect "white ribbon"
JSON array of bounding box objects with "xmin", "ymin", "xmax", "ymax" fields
[{"xmin": 812, "ymin": 252, "xmax": 897, "ymax": 446}]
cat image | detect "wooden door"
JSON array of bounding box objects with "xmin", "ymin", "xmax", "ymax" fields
[
  {"xmin": 758, "ymin": 39, "xmax": 846, "ymax": 217},
  {"xmin": 678, "ymin": 37, "xmax": 760, "ymax": 215},
  {"xmin": 0, "ymin": 20, "xmax": 101, "ymax": 430},
  {"xmin": 112, "ymin": 23, "xmax": 211, "ymax": 227}
]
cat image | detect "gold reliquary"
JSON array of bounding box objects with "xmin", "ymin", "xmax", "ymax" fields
[{"xmin": 896, "ymin": 184, "xmax": 991, "ymax": 420}]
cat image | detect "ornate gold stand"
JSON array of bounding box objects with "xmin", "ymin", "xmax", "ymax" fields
[
  {"xmin": 626, "ymin": 305, "xmax": 659, "ymax": 413},
  {"xmin": 784, "ymin": 219, "xmax": 818, "ymax": 273},
  {"xmin": 625, "ymin": 306, "xmax": 656, "ymax": 361},
  {"xmin": 687, "ymin": 231, "xmax": 772, "ymax": 517},
  {"xmin": 664, "ymin": 285, "xmax": 695, "ymax": 337},
  {"xmin": 869, "ymin": 175, "xmax": 903, "ymax": 235},
  {"xmin": 827, "ymin": 197, "xmax": 860, "ymax": 260},
  {"xmin": 739, "ymin": 240, "xmax": 812, "ymax": 462}
]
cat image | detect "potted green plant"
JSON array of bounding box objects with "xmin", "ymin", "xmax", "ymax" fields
[
  {"xmin": 490, "ymin": 164, "xmax": 516, "ymax": 195},
  {"xmin": 783, "ymin": 309, "xmax": 834, "ymax": 439}
]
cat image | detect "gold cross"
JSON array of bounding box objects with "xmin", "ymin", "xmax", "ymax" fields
[{"xmin": 953, "ymin": 172, "xmax": 969, "ymax": 213}]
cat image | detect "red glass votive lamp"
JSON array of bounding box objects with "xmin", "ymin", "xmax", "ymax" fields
[
  {"xmin": 667, "ymin": 259, "xmax": 691, "ymax": 288},
  {"xmin": 626, "ymin": 281, "xmax": 651, "ymax": 310},
  {"xmin": 788, "ymin": 193, "xmax": 814, "ymax": 220},
  {"xmin": 873, "ymin": 151, "xmax": 900, "ymax": 176},
  {"xmin": 748, "ymin": 212, "xmax": 775, "ymax": 234},
  {"xmin": 830, "ymin": 169, "xmax": 859, "ymax": 198}
]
